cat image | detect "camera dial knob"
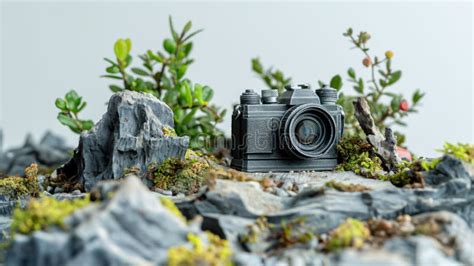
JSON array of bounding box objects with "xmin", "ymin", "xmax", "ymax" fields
[
  {"xmin": 240, "ymin": 89, "xmax": 261, "ymax": 105},
  {"xmin": 261, "ymin": 90, "xmax": 278, "ymax": 104}
]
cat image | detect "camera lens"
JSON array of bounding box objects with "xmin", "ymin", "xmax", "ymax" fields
[
  {"xmin": 280, "ymin": 103, "xmax": 336, "ymax": 159},
  {"xmin": 295, "ymin": 120, "xmax": 319, "ymax": 145}
]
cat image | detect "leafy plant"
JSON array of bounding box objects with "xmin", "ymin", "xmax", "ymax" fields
[
  {"xmin": 55, "ymin": 90, "xmax": 94, "ymax": 134},
  {"xmin": 437, "ymin": 142, "xmax": 474, "ymax": 164},
  {"xmin": 251, "ymin": 57, "xmax": 292, "ymax": 94},
  {"xmin": 103, "ymin": 17, "xmax": 226, "ymax": 149},
  {"xmin": 251, "ymin": 28, "xmax": 425, "ymax": 146}
]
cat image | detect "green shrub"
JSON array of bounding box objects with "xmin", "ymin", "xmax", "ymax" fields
[
  {"xmin": 55, "ymin": 90, "xmax": 94, "ymax": 134},
  {"xmin": 252, "ymin": 28, "xmax": 425, "ymax": 146},
  {"xmin": 103, "ymin": 17, "xmax": 225, "ymax": 149},
  {"xmin": 437, "ymin": 142, "xmax": 473, "ymax": 164}
]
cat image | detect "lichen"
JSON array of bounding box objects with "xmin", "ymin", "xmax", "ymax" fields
[
  {"xmin": 159, "ymin": 197, "xmax": 186, "ymax": 223},
  {"xmin": 437, "ymin": 142, "xmax": 474, "ymax": 164},
  {"xmin": 325, "ymin": 180, "xmax": 371, "ymax": 192},
  {"xmin": 325, "ymin": 218, "xmax": 370, "ymax": 251},
  {"xmin": 10, "ymin": 195, "xmax": 90, "ymax": 236},
  {"xmin": 336, "ymin": 136, "xmax": 384, "ymax": 179},
  {"xmin": 149, "ymin": 157, "xmax": 209, "ymax": 195},
  {"xmin": 0, "ymin": 164, "xmax": 40, "ymax": 199},
  {"xmin": 163, "ymin": 126, "xmax": 178, "ymax": 137},
  {"xmin": 167, "ymin": 232, "xmax": 233, "ymax": 266}
]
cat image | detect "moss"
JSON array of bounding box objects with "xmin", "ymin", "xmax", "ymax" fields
[
  {"xmin": 240, "ymin": 217, "xmax": 314, "ymax": 250},
  {"xmin": 386, "ymin": 158, "xmax": 440, "ymax": 187},
  {"xmin": 438, "ymin": 142, "xmax": 474, "ymax": 164},
  {"xmin": 163, "ymin": 126, "xmax": 178, "ymax": 137},
  {"xmin": 325, "ymin": 180, "xmax": 371, "ymax": 192},
  {"xmin": 277, "ymin": 217, "xmax": 314, "ymax": 248},
  {"xmin": 123, "ymin": 166, "xmax": 141, "ymax": 177},
  {"xmin": 150, "ymin": 157, "xmax": 209, "ymax": 195},
  {"xmin": 10, "ymin": 195, "xmax": 90, "ymax": 236},
  {"xmin": 160, "ymin": 197, "xmax": 186, "ymax": 223},
  {"xmin": 167, "ymin": 232, "xmax": 233, "ymax": 266},
  {"xmin": 336, "ymin": 136, "xmax": 384, "ymax": 179},
  {"xmin": 325, "ymin": 218, "xmax": 370, "ymax": 251},
  {"xmin": 0, "ymin": 164, "xmax": 40, "ymax": 199}
]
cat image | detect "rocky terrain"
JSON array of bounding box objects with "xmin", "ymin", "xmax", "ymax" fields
[{"xmin": 0, "ymin": 91, "xmax": 472, "ymax": 266}]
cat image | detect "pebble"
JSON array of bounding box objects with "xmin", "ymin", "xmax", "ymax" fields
[
  {"xmin": 281, "ymin": 180, "xmax": 294, "ymax": 191},
  {"xmin": 71, "ymin": 190, "xmax": 82, "ymax": 195},
  {"xmin": 287, "ymin": 191, "xmax": 297, "ymax": 197},
  {"xmin": 53, "ymin": 187, "xmax": 64, "ymax": 194}
]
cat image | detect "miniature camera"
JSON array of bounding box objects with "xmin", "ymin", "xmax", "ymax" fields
[{"xmin": 231, "ymin": 84, "xmax": 344, "ymax": 172}]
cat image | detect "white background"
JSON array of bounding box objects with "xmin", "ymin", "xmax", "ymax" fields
[{"xmin": 1, "ymin": 1, "xmax": 473, "ymax": 156}]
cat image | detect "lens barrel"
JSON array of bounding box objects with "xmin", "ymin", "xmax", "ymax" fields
[{"xmin": 279, "ymin": 103, "xmax": 336, "ymax": 159}]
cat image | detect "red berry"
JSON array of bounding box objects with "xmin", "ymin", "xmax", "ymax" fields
[
  {"xmin": 362, "ymin": 57, "xmax": 372, "ymax": 67},
  {"xmin": 399, "ymin": 100, "xmax": 409, "ymax": 111}
]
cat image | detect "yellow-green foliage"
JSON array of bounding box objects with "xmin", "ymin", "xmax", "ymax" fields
[
  {"xmin": 388, "ymin": 158, "xmax": 440, "ymax": 187},
  {"xmin": 438, "ymin": 142, "xmax": 474, "ymax": 164},
  {"xmin": 278, "ymin": 217, "xmax": 314, "ymax": 248},
  {"xmin": 325, "ymin": 180, "xmax": 371, "ymax": 192},
  {"xmin": 163, "ymin": 126, "xmax": 178, "ymax": 137},
  {"xmin": 160, "ymin": 197, "xmax": 186, "ymax": 223},
  {"xmin": 336, "ymin": 136, "xmax": 383, "ymax": 179},
  {"xmin": 326, "ymin": 218, "xmax": 370, "ymax": 251},
  {"xmin": 151, "ymin": 157, "xmax": 209, "ymax": 195},
  {"xmin": 168, "ymin": 232, "xmax": 233, "ymax": 266},
  {"xmin": 0, "ymin": 164, "xmax": 40, "ymax": 199},
  {"xmin": 10, "ymin": 196, "xmax": 90, "ymax": 236}
]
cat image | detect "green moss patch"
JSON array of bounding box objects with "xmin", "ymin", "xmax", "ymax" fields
[
  {"xmin": 325, "ymin": 218, "xmax": 370, "ymax": 251},
  {"xmin": 168, "ymin": 232, "xmax": 233, "ymax": 266},
  {"xmin": 336, "ymin": 136, "xmax": 384, "ymax": 179},
  {"xmin": 438, "ymin": 142, "xmax": 473, "ymax": 164},
  {"xmin": 0, "ymin": 164, "xmax": 40, "ymax": 200},
  {"xmin": 148, "ymin": 156, "xmax": 209, "ymax": 195},
  {"xmin": 10, "ymin": 195, "xmax": 90, "ymax": 236}
]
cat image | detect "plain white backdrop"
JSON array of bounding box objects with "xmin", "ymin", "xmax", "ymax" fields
[{"xmin": 1, "ymin": 1, "xmax": 473, "ymax": 156}]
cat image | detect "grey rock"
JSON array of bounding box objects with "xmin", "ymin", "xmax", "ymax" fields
[
  {"xmin": 0, "ymin": 131, "xmax": 71, "ymax": 176},
  {"xmin": 275, "ymin": 187, "xmax": 289, "ymax": 197},
  {"xmin": 57, "ymin": 91, "xmax": 189, "ymax": 191},
  {"xmin": 6, "ymin": 176, "xmax": 193, "ymax": 265},
  {"xmin": 330, "ymin": 249, "xmax": 410, "ymax": 266},
  {"xmin": 384, "ymin": 236, "xmax": 461, "ymax": 266}
]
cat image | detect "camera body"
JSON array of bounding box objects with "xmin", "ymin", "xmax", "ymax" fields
[{"xmin": 231, "ymin": 84, "xmax": 344, "ymax": 172}]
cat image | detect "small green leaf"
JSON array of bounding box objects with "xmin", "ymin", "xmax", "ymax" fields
[
  {"xmin": 81, "ymin": 120, "xmax": 94, "ymax": 131},
  {"xmin": 251, "ymin": 58, "xmax": 263, "ymax": 74},
  {"xmin": 412, "ymin": 89, "xmax": 425, "ymax": 104},
  {"xmin": 182, "ymin": 108, "xmax": 197, "ymax": 125},
  {"xmin": 183, "ymin": 21, "xmax": 192, "ymax": 34},
  {"xmin": 194, "ymin": 84, "xmax": 204, "ymax": 105},
  {"xmin": 109, "ymin": 85, "xmax": 123, "ymax": 92},
  {"xmin": 101, "ymin": 75, "xmax": 122, "ymax": 80},
  {"xmin": 147, "ymin": 50, "xmax": 163, "ymax": 63},
  {"xmin": 347, "ymin": 68, "xmax": 356, "ymax": 79},
  {"xmin": 387, "ymin": 70, "xmax": 402, "ymax": 85},
  {"xmin": 169, "ymin": 16, "xmax": 179, "ymax": 41},
  {"xmin": 57, "ymin": 113, "xmax": 77, "ymax": 128},
  {"xmin": 106, "ymin": 66, "xmax": 120, "ymax": 74},
  {"xmin": 183, "ymin": 43, "xmax": 193, "ymax": 56},
  {"xmin": 185, "ymin": 83, "xmax": 193, "ymax": 107},
  {"xmin": 131, "ymin": 68, "xmax": 149, "ymax": 76},
  {"xmin": 177, "ymin": 65, "xmax": 187, "ymax": 80},
  {"xmin": 202, "ymin": 86, "xmax": 214, "ymax": 101},
  {"xmin": 330, "ymin": 75, "xmax": 343, "ymax": 90},
  {"xmin": 77, "ymin": 102, "xmax": 87, "ymax": 112},
  {"xmin": 55, "ymin": 98, "xmax": 67, "ymax": 110},
  {"xmin": 163, "ymin": 39, "xmax": 176, "ymax": 54},
  {"xmin": 114, "ymin": 38, "xmax": 132, "ymax": 61},
  {"xmin": 390, "ymin": 96, "xmax": 401, "ymax": 112}
]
